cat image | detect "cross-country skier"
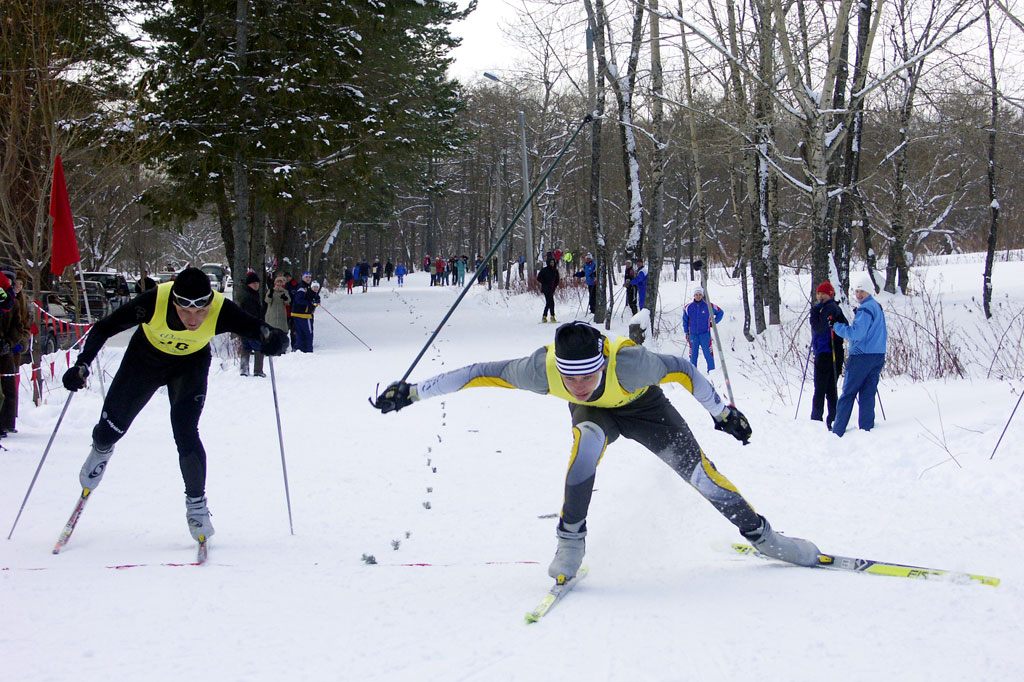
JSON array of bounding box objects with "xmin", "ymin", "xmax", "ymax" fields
[
  {"xmin": 61, "ymin": 267, "xmax": 289, "ymax": 543},
  {"xmin": 372, "ymin": 321, "xmax": 820, "ymax": 581}
]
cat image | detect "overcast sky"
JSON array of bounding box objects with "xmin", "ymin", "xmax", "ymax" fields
[{"xmin": 448, "ymin": 1, "xmax": 522, "ymax": 83}]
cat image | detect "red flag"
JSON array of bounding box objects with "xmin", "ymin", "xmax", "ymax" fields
[{"xmin": 49, "ymin": 154, "xmax": 81, "ymax": 275}]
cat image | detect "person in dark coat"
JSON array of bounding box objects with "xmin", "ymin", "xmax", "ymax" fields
[
  {"xmin": 537, "ymin": 257, "xmax": 560, "ymax": 323},
  {"xmin": 238, "ymin": 271, "xmax": 266, "ymax": 376},
  {"xmin": 809, "ymin": 281, "xmax": 848, "ymax": 429},
  {"xmin": 623, "ymin": 260, "xmax": 638, "ymax": 315}
]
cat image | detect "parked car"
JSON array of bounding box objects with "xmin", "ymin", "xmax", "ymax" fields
[
  {"xmin": 56, "ymin": 280, "xmax": 111, "ymax": 323},
  {"xmin": 201, "ymin": 263, "xmax": 229, "ymax": 292},
  {"xmin": 81, "ymin": 271, "xmax": 132, "ymax": 310},
  {"xmin": 32, "ymin": 290, "xmax": 87, "ymax": 355}
]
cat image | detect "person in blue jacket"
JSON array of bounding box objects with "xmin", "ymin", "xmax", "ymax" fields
[
  {"xmin": 290, "ymin": 271, "xmax": 316, "ymax": 353},
  {"xmin": 629, "ymin": 258, "xmax": 648, "ymax": 309},
  {"xmin": 573, "ymin": 253, "xmax": 597, "ymax": 314},
  {"xmin": 395, "ymin": 262, "xmax": 408, "ymax": 286},
  {"xmin": 830, "ymin": 276, "xmax": 887, "ymax": 437},
  {"xmin": 682, "ymin": 286, "xmax": 723, "ymax": 371}
]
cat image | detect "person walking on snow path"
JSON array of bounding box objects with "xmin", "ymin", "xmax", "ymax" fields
[
  {"xmin": 373, "ymin": 321, "xmax": 821, "ymax": 582},
  {"xmin": 830, "ymin": 276, "xmax": 887, "ymax": 437},
  {"xmin": 537, "ymin": 257, "xmax": 560, "ymax": 322},
  {"xmin": 809, "ymin": 281, "xmax": 848, "ymax": 430},
  {"xmin": 61, "ymin": 267, "xmax": 289, "ymax": 543},
  {"xmin": 395, "ymin": 263, "xmax": 407, "ymax": 286},
  {"xmin": 683, "ymin": 286, "xmax": 724, "ymax": 371}
]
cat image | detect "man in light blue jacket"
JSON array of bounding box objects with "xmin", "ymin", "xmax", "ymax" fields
[{"xmin": 830, "ymin": 276, "xmax": 887, "ymax": 437}]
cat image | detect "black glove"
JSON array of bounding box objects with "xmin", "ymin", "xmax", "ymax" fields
[
  {"xmin": 62, "ymin": 363, "xmax": 89, "ymax": 392},
  {"xmin": 260, "ymin": 326, "xmax": 289, "ymax": 356},
  {"xmin": 714, "ymin": 405, "xmax": 752, "ymax": 444},
  {"xmin": 373, "ymin": 381, "xmax": 417, "ymax": 414}
]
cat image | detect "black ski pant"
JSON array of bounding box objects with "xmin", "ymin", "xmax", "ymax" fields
[
  {"xmin": 587, "ymin": 284, "xmax": 596, "ymax": 314},
  {"xmin": 542, "ymin": 291, "xmax": 556, "ymax": 317},
  {"xmin": 91, "ymin": 340, "xmax": 211, "ymax": 498},
  {"xmin": 810, "ymin": 347, "xmax": 844, "ymax": 426},
  {"xmin": 563, "ymin": 386, "xmax": 761, "ymax": 534}
]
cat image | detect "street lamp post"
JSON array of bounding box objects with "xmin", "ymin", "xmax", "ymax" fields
[{"xmin": 484, "ymin": 72, "xmax": 535, "ymax": 284}]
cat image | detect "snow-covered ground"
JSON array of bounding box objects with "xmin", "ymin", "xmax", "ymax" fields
[{"xmin": 3, "ymin": 258, "xmax": 1022, "ymax": 682}]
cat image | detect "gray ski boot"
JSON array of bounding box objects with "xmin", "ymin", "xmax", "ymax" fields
[
  {"xmin": 548, "ymin": 521, "xmax": 586, "ymax": 581},
  {"xmin": 742, "ymin": 515, "xmax": 820, "ymax": 566},
  {"xmin": 185, "ymin": 495, "xmax": 215, "ymax": 542},
  {"xmin": 79, "ymin": 443, "xmax": 114, "ymax": 490}
]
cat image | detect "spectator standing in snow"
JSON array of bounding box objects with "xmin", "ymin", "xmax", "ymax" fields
[
  {"xmin": 385, "ymin": 261, "xmax": 394, "ymax": 282},
  {"xmin": 562, "ymin": 251, "xmax": 573, "ymax": 275},
  {"xmin": 0, "ymin": 270, "xmax": 28, "ymax": 436},
  {"xmin": 573, "ymin": 253, "xmax": 597, "ymax": 315},
  {"xmin": 372, "ymin": 260, "xmax": 383, "ymax": 287},
  {"xmin": 629, "ymin": 258, "xmax": 648, "ymax": 309},
  {"xmin": 60, "ymin": 267, "xmax": 288, "ymax": 544},
  {"xmin": 537, "ymin": 257, "xmax": 560, "ymax": 322},
  {"xmin": 623, "ymin": 260, "xmax": 638, "ymax": 315},
  {"xmin": 265, "ymin": 274, "xmax": 291, "ymax": 335},
  {"xmin": 373, "ymin": 321, "xmax": 820, "ymax": 582},
  {"xmin": 830, "ymin": 276, "xmax": 887, "ymax": 437},
  {"xmin": 395, "ymin": 263, "xmax": 407, "ymax": 286},
  {"xmin": 291, "ymin": 271, "xmax": 316, "ymax": 353},
  {"xmin": 682, "ymin": 287, "xmax": 724, "ymax": 372},
  {"xmin": 238, "ymin": 272, "xmax": 266, "ymax": 377},
  {"xmin": 809, "ymin": 282, "xmax": 848, "ymax": 430},
  {"xmin": 456, "ymin": 256, "xmax": 467, "ymax": 286}
]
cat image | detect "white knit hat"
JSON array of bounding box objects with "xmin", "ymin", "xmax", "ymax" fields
[
  {"xmin": 853, "ymin": 276, "xmax": 874, "ymax": 294},
  {"xmin": 693, "ymin": 286, "xmax": 704, "ymax": 297}
]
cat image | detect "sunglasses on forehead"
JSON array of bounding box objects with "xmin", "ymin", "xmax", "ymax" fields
[{"xmin": 172, "ymin": 291, "xmax": 213, "ymax": 309}]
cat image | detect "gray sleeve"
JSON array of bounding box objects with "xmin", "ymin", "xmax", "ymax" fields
[
  {"xmin": 615, "ymin": 346, "xmax": 727, "ymax": 417},
  {"xmin": 416, "ymin": 347, "xmax": 549, "ymax": 400}
]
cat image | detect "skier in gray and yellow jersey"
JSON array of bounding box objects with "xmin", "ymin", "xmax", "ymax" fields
[
  {"xmin": 61, "ymin": 267, "xmax": 289, "ymax": 543},
  {"xmin": 374, "ymin": 321, "xmax": 821, "ymax": 581}
]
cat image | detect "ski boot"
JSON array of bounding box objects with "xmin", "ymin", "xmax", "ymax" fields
[
  {"xmin": 742, "ymin": 515, "xmax": 820, "ymax": 566},
  {"xmin": 542, "ymin": 315, "xmax": 548, "ymax": 323},
  {"xmin": 548, "ymin": 521, "xmax": 586, "ymax": 581},
  {"xmin": 79, "ymin": 443, "xmax": 114, "ymax": 491},
  {"xmin": 185, "ymin": 495, "xmax": 215, "ymax": 541}
]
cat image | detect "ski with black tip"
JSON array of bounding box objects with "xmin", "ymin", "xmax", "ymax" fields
[
  {"xmin": 53, "ymin": 489, "xmax": 91, "ymax": 554},
  {"xmin": 525, "ymin": 565, "xmax": 589, "ymax": 623},
  {"xmin": 732, "ymin": 543, "xmax": 999, "ymax": 586}
]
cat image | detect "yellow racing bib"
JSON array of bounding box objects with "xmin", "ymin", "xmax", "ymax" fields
[
  {"xmin": 142, "ymin": 282, "xmax": 225, "ymax": 356},
  {"xmin": 545, "ymin": 335, "xmax": 648, "ymax": 407}
]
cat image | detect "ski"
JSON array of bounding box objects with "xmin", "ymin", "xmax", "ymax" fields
[
  {"xmin": 732, "ymin": 543, "xmax": 999, "ymax": 586},
  {"xmin": 525, "ymin": 565, "xmax": 589, "ymax": 624},
  {"xmin": 196, "ymin": 536, "xmax": 208, "ymax": 565},
  {"xmin": 52, "ymin": 489, "xmax": 91, "ymax": 554}
]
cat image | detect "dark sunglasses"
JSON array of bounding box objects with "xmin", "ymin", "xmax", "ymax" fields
[{"xmin": 172, "ymin": 291, "xmax": 213, "ymax": 309}]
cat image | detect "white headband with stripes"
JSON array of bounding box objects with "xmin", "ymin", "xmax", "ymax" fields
[{"xmin": 555, "ymin": 353, "xmax": 605, "ymax": 376}]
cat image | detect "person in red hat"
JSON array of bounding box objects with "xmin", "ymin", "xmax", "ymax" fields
[{"xmin": 809, "ymin": 281, "xmax": 848, "ymax": 429}]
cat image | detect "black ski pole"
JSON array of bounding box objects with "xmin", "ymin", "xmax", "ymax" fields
[
  {"xmin": 794, "ymin": 344, "xmax": 812, "ymax": 419},
  {"xmin": 393, "ymin": 114, "xmax": 592, "ymax": 385},
  {"xmin": 991, "ymin": 386, "xmax": 1023, "ymax": 460},
  {"xmin": 694, "ymin": 259, "xmax": 737, "ymax": 406},
  {"xmin": 319, "ymin": 306, "xmax": 372, "ymax": 351},
  {"xmin": 267, "ymin": 357, "xmax": 294, "ymax": 535},
  {"xmin": 8, "ymin": 392, "xmax": 75, "ymax": 540}
]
